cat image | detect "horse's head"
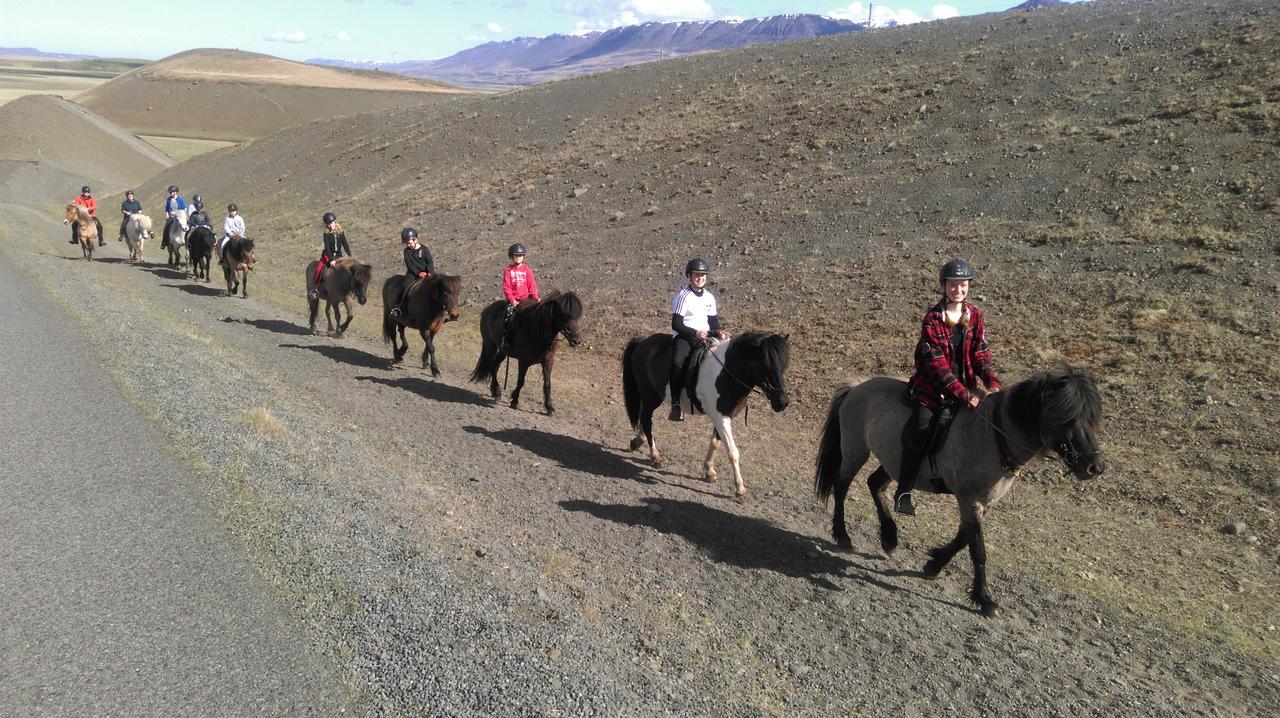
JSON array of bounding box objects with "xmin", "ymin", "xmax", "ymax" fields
[
  {"xmin": 350, "ymin": 262, "xmax": 373, "ymax": 305},
  {"xmin": 63, "ymin": 204, "xmax": 76, "ymax": 224},
  {"xmin": 133, "ymin": 213, "xmax": 153, "ymax": 239},
  {"xmin": 435, "ymin": 275, "xmax": 462, "ymax": 322},
  {"xmin": 726, "ymin": 332, "xmax": 791, "ymax": 412},
  {"xmin": 238, "ymin": 237, "xmax": 256, "ymax": 269},
  {"xmin": 550, "ymin": 291, "xmax": 583, "ymax": 347},
  {"xmin": 1034, "ymin": 365, "xmax": 1105, "ymax": 480}
]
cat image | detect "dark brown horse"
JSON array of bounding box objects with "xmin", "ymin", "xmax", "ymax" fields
[
  {"xmin": 814, "ymin": 365, "xmax": 1104, "ymax": 616},
  {"xmin": 622, "ymin": 332, "xmax": 790, "ymax": 496},
  {"xmin": 470, "ymin": 291, "xmax": 582, "ymax": 415},
  {"xmin": 381, "ymin": 274, "xmax": 462, "ymax": 376},
  {"xmin": 187, "ymin": 226, "xmax": 215, "ymax": 282},
  {"xmin": 220, "ymin": 236, "xmax": 256, "ymax": 297},
  {"xmin": 307, "ymin": 257, "xmax": 372, "ymax": 337}
]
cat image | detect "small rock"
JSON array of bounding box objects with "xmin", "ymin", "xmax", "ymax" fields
[
  {"xmin": 1222, "ymin": 522, "xmax": 1247, "ymax": 536},
  {"xmin": 610, "ymin": 211, "xmax": 626, "ymax": 222},
  {"xmin": 570, "ymin": 186, "xmax": 588, "ymax": 198},
  {"xmin": 1029, "ymin": 143, "xmax": 1044, "ymax": 152},
  {"xmin": 475, "ymin": 547, "xmax": 488, "ymax": 557},
  {"xmin": 789, "ymin": 663, "xmax": 811, "ymax": 676},
  {"xmin": 643, "ymin": 205, "xmax": 658, "ymax": 216},
  {"xmin": 1254, "ymin": 392, "xmax": 1272, "ymax": 402},
  {"xmin": 536, "ymin": 586, "xmax": 551, "ymax": 602}
]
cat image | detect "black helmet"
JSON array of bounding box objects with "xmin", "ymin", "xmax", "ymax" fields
[
  {"xmin": 168, "ymin": 185, "xmax": 179, "ymax": 193},
  {"xmin": 939, "ymin": 259, "xmax": 975, "ymax": 283},
  {"xmin": 323, "ymin": 212, "xmax": 337, "ymax": 225},
  {"xmin": 227, "ymin": 203, "xmax": 238, "ymax": 212},
  {"xmin": 508, "ymin": 243, "xmax": 526, "ymax": 257},
  {"xmin": 192, "ymin": 193, "xmax": 201, "ymax": 204},
  {"xmin": 400, "ymin": 227, "xmax": 418, "ymax": 244},
  {"xmin": 193, "ymin": 200, "xmax": 204, "ymax": 211},
  {"xmin": 685, "ymin": 258, "xmax": 710, "ymax": 276},
  {"xmin": 81, "ymin": 185, "xmax": 91, "ymax": 193},
  {"xmin": 125, "ymin": 190, "xmax": 135, "ymax": 196}
]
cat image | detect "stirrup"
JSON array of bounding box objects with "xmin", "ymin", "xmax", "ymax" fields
[
  {"xmin": 309, "ymin": 289, "xmax": 319, "ymax": 300},
  {"xmin": 894, "ymin": 492, "xmax": 916, "ymax": 516},
  {"xmin": 389, "ymin": 306, "xmax": 401, "ymax": 318}
]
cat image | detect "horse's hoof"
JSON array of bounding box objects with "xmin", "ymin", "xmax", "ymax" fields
[
  {"xmin": 509, "ymin": 399, "xmax": 519, "ymax": 410},
  {"xmin": 978, "ymin": 602, "xmax": 1000, "ymax": 618},
  {"xmin": 545, "ymin": 406, "xmax": 555, "ymax": 416},
  {"xmin": 705, "ymin": 472, "xmax": 717, "ymax": 484},
  {"xmin": 628, "ymin": 437, "xmax": 644, "ymax": 452},
  {"xmin": 921, "ymin": 560, "xmax": 944, "ymax": 580},
  {"xmin": 880, "ymin": 525, "xmax": 899, "ymax": 556},
  {"xmin": 834, "ymin": 535, "xmax": 853, "ymax": 551},
  {"xmin": 735, "ymin": 488, "xmax": 747, "ymax": 499},
  {"xmin": 652, "ymin": 457, "xmax": 663, "ymax": 468}
]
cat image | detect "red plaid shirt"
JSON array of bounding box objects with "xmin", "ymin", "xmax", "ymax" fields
[{"xmin": 906, "ymin": 300, "xmax": 1001, "ymax": 409}]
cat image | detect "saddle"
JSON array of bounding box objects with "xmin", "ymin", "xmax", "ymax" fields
[{"xmin": 676, "ymin": 340, "xmax": 713, "ymax": 415}]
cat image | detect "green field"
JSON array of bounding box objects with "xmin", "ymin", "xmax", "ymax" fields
[
  {"xmin": 0, "ymin": 58, "xmax": 144, "ymax": 107},
  {"xmin": 139, "ymin": 135, "xmax": 239, "ymax": 163}
]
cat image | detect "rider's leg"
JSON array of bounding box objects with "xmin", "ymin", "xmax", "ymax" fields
[
  {"xmin": 389, "ymin": 275, "xmax": 413, "ymax": 318},
  {"xmin": 118, "ymin": 217, "xmax": 128, "ymax": 241},
  {"xmin": 310, "ymin": 257, "xmax": 328, "ymax": 299},
  {"xmin": 499, "ymin": 303, "xmax": 516, "ymax": 352},
  {"xmin": 894, "ymin": 403, "xmax": 935, "ymax": 515},
  {"xmin": 69, "ymin": 222, "xmax": 78, "ymax": 244},
  {"xmin": 161, "ymin": 220, "xmax": 172, "ymax": 248},
  {"xmin": 94, "ymin": 218, "xmax": 104, "ymax": 246},
  {"xmin": 668, "ymin": 337, "xmax": 691, "ymax": 421}
]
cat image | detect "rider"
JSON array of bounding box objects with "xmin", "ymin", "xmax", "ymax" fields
[
  {"xmin": 389, "ymin": 227, "xmax": 433, "ymax": 319},
  {"xmin": 160, "ymin": 185, "xmax": 186, "ymax": 249},
  {"xmin": 500, "ymin": 242, "xmax": 540, "ymax": 351},
  {"xmin": 118, "ymin": 190, "xmax": 141, "ymax": 242},
  {"xmin": 219, "ymin": 203, "xmax": 246, "ymax": 264},
  {"xmin": 310, "ymin": 211, "xmax": 350, "ymax": 299},
  {"xmin": 187, "ymin": 199, "xmax": 213, "ymax": 235},
  {"xmin": 71, "ymin": 185, "xmax": 104, "ymax": 246},
  {"xmin": 894, "ymin": 259, "xmax": 1003, "ymax": 516},
  {"xmin": 669, "ymin": 258, "xmax": 728, "ymax": 421}
]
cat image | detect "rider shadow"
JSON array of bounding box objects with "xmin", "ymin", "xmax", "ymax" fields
[
  {"xmin": 356, "ymin": 375, "xmax": 490, "ymax": 407},
  {"xmin": 137, "ymin": 265, "xmax": 188, "ymax": 280},
  {"xmin": 223, "ymin": 317, "xmax": 312, "ymax": 336},
  {"xmin": 560, "ymin": 497, "xmax": 853, "ymax": 590},
  {"xmin": 162, "ymin": 282, "xmax": 223, "ymax": 297},
  {"xmin": 282, "ymin": 343, "xmax": 386, "ymax": 370}
]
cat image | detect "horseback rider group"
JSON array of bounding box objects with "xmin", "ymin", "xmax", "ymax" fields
[
  {"xmin": 388, "ymin": 227, "xmax": 434, "ymax": 319},
  {"xmin": 310, "ymin": 211, "xmax": 352, "ymax": 299}
]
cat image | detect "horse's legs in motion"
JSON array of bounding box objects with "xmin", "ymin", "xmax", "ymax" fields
[
  {"xmin": 392, "ymin": 324, "xmax": 408, "ymax": 363},
  {"xmin": 966, "ymin": 518, "xmax": 998, "ymax": 617},
  {"xmin": 325, "ymin": 298, "xmax": 337, "ymax": 335},
  {"xmin": 308, "ymin": 297, "xmax": 320, "ymax": 333},
  {"xmin": 420, "ymin": 327, "xmax": 440, "ymax": 377},
  {"xmin": 336, "ymin": 298, "xmax": 353, "ymax": 337},
  {"xmin": 628, "ymin": 390, "xmax": 662, "ymax": 466},
  {"xmin": 510, "ymin": 359, "xmax": 530, "ymax": 409},
  {"xmin": 240, "ymin": 268, "xmax": 249, "ymax": 298},
  {"xmin": 868, "ymin": 466, "xmax": 899, "ymax": 555},
  {"xmin": 702, "ymin": 429, "xmax": 722, "ymax": 484},
  {"xmin": 541, "ymin": 354, "xmax": 556, "ymax": 415},
  {"xmin": 709, "ymin": 414, "xmax": 746, "ymax": 497}
]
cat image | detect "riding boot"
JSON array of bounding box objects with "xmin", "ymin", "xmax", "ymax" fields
[
  {"xmin": 668, "ymin": 374, "xmax": 684, "ymax": 421},
  {"xmin": 894, "ymin": 448, "xmax": 924, "ymax": 515}
]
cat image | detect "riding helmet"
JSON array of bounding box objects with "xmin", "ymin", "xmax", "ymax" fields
[
  {"xmin": 192, "ymin": 193, "xmax": 202, "ymax": 204},
  {"xmin": 81, "ymin": 185, "xmax": 91, "ymax": 193},
  {"xmin": 939, "ymin": 258, "xmax": 975, "ymax": 283},
  {"xmin": 685, "ymin": 258, "xmax": 710, "ymax": 276},
  {"xmin": 508, "ymin": 242, "xmax": 527, "ymax": 257},
  {"xmin": 168, "ymin": 185, "xmax": 179, "ymax": 193},
  {"xmin": 193, "ymin": 200, "xmax": 204, "ymax": 211},
  {"xmin": 323, "ymin": 212, "xmax": 337, "ymax": 225},
  {"xmin": 400, "ymin": 227, "xmax": 418, "ymax": 244},
  {"xmin": 227, "ymin": 203, "xmax": 238, "ymax": 212}
]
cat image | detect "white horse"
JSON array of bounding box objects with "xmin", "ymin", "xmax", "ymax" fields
[
  {"xmin": 165, "ymin": 207, "xmax": 189, "ymax": 267},
  {"xmin": 124, "ymin": 213, "xmax": 152, "ymax": 262}
]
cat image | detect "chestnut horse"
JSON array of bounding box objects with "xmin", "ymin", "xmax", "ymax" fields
[
  {"xmin": 307, "ymin": 257, "xmax": 373, "ymax": 337},
  {"xmin": 470, "ymin": 291, "xmax": 582, "ymax": 415},
  {"xmin": 220, "ymin": 235, "xmax": 255, "ymax": 297},
  {"xmin": 63, "ymin": 204, "xmax": 98, "ymax": 259},
  {"xmin": 381, "ymin": 274, "xmax": 462, "ymax": 376}
]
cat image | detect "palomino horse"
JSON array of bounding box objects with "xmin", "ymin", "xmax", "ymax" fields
[
  {"xmin": 622, "ymin": 332, "xmax": 791, "ymax": 497},
  {"xmin": 381, "ymin": 274, "xmax": 462, "ymax": 376},
  {"xmin": 63, "ymin": 204, "xmax": 99, "ymax": 259},
  {"xmin": 814, "ymin": 365, "xmax": 1104, "ymax": 617},
  {"xmin": 123, "ymin": 213, "xmax": 152, "ymax": 262},
  {"xmin": 165, "ymin": 208, "xmax": 189, "ymax": 267},
  {"xmin": 220, "ymin": 235, "xmax": 255, "ymax": 297},
  {"xmin": 306, "ymin": 257, "xmax": 373, "ymax": 337},
  {"xmin": 470, "ymin": 291, "xmax": 583, "ymax": 415},
  {"xmin": 186, "ymin": 226, "xmax": 216, "ymax": 281}
]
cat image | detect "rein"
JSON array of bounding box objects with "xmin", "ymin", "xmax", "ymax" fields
[
  {"xmin": 705, "ymin": 342, "xmax": 778, "ymax": 400},
  {"xmin": 972, "ymin": 392, "xmax": 1038, "ymax": 472}
]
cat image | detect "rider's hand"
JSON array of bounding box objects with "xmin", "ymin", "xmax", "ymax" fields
[
  {"xmin": 696, "ymin": 330, "xmax": 708, "ymax": 340},
  {"xmin": 418, "ymin": 271, "xmax": 428, "ymax": 278},
  {"xmin": 967, "ymin": 395, "xmax": 981, "ymax": 409},
  {"xmin": 715, "ymin": 330, "xmax": 730, "ymax": 340}
]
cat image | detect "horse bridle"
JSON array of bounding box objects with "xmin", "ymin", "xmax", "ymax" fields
[{"xmin": 706, "ymin": 343, "xmax": 782, "ymax": 400}]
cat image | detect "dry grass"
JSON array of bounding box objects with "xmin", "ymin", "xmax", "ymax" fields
[{"xmin": 240, "ymin": 405, "xmax": 289, "ymax": 436}]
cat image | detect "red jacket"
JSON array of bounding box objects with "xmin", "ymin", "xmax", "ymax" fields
[
  {"xmin": 906, "ymin": 300, "xmax": 1001, "ymax": 409},
  {"xmin": 73, "ymin": 195, "xmax": 97, "ymax": 217},
  {"xmin": 502, "ymin": 263, "xmax": 539, "ymax": 304}
]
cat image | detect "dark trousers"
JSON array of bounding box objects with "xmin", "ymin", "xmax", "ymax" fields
[
  {"xmin": 669, "ymin": 335, "xmax": 698, "ymax": 407},
  {"xmin": 896, "ymin": 403, "xmax": 938, "ymax": 497}
]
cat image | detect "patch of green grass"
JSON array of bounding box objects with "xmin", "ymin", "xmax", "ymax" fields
[{"xmin": 139, "ymin": 135, "xmax": 239, "ymax": 164}]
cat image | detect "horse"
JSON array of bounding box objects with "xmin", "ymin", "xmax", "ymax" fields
[
  {"xmin": 165, "ymin": 208, "xmax": 189, "ymax": 267},
  {"xmin": 622, "ymin": 332, "xmax": 791, "ymax": 497},
  {"xmin": 813, "ymin": 365, "xmax": 1104, "ymax": 617},
  {"xmin": 380, "ymin": 274, "xmax": 462, "ymax": 376},
  {"xmin": 470, "ymin": 291, "xmax": 583, "ymax": 415},
  {"xmin": 63, "ymin": 204, "xmax": 99, "ymax": 260},
  {"xmin": 220, "ymin": 235, "xmax": 255, "ymax": 297},
  {"xmin": 307, "ymin": 257, "xmax": 373, "ymax": 337},
  {"xmin": 186, "ymin": 226, "xmax": 215, "ymax": 281},
  {"xmin": 123, "ymin": 213, "xmax": 152, "ymax": 262}
]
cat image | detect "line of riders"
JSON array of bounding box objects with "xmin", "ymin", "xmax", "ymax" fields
[
  {"xmin": 71, "ymin": 185, "xmax": 246, "ymax": 267},
  {"xmin": 71, "ymin": 186, "xmax": 1002, "ymax": 517}
]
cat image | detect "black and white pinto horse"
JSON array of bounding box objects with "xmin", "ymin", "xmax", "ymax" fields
[{"xmin": 622, "ymin": 332, "xmax": 790, "ymax": 497}]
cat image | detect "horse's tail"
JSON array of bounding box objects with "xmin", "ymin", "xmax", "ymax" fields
[
  {"xmin": 469, "ymin": 305, "xmax": 497, "ymax": 383},
  {"xmin": 815, "ymin": 386, "xmax": 853, "ymax": 501},
  {"xmin": 622, "ymin": 338, "xmax": 642, "ymax": 429}
]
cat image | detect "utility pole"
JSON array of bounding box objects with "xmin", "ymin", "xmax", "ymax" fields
[{"xmin": 868, "ymin": 4, "xmax": 874, "ymax": 27}]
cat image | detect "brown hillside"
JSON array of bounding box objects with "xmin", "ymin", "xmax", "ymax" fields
[
  {"xmin": 78, "ymin": 48, "xmax": 474, "ymax": 142},
  {"xmin": 135, "ymin": 0, "xmax": 1278, "ymax": 656},
  {"xmin": 0, "ymin": 94, "xmax": 171, "ymax": 201}
]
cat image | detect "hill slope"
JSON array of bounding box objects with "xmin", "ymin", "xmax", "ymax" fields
[
  {"xmin": 0, "ymin": 94, "xmax": 171, "ymax": 201},
  {"xmin": 78, "ymin": 49, "xmax": 473, "ymax": 141},
  {"xmin": 138, "ymin": 0, "xmax": 1278, "ymax": 658}
]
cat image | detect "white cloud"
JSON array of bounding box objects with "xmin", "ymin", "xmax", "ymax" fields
[
  {"xmin": 826, "ymin": 3, "xmax": 947, "ymax": 27},
  {"xmin": 487, "ymin": 22, "xmax": 503, "ymax": 33},
  {"xmin": 627, "ymin": 0, "xmax": 712, "ymax": 19},
  {"xmin": 932, "ymin": 5, "xmax": 959, "ymax": 20},
  {"xmin": 562, "ymin": 0, "xmax": 711, "ymax": 33},
  {"xmin": 336, "ymin": 30, "xmax": 351, "ymax": 41},
  {"xmin": 267, "ymin": 30, "xmax": 309, "ymax": 43}
]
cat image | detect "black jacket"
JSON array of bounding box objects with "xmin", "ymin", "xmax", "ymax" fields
[
  {"xmin": 403, "ymin": 245, "xmax": 434, "ymax": 277},
  {"xmin": 323, "ymin": 230, "xmax": 350, "ymax": 259}
]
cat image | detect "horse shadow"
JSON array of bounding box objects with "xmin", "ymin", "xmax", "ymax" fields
[
  {"xmin": 222, "ymin": 317, "xmax": 312, "ymax": 336},
  {"xmin": 162, "ymin": 282, "xmax": 223, "ymax": 297},
  {"xmin": 355, "ymin": 375, "xmax": 490, "ymax": 407},
  {"xmin": 463, "ymin": 425, "xmax": 660, "ymax": 485},
  {"xmin": 282, "ymin": 343, "xmax": 386, "ymax": 370},
  {"xmin": 137, "ymin": 265, "xmax": 189, "ymax": 280}
]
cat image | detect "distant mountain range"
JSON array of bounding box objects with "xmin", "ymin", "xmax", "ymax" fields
[
  {"xmin": 310, "ymin": 14, "xmax": 867, "ymax": 87},
  {"xmin": 0, "ymin": 47, "xmax": 97, "ymax": 60}
]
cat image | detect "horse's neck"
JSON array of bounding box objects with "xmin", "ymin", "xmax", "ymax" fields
[{"xmin": 996, "ymin": 387, "xmax": 1044, "ymax": 463}]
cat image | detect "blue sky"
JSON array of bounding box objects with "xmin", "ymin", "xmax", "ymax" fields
[{"xmin": 2, "ymin": 0, "xmax": 1082, "ymax": 63}]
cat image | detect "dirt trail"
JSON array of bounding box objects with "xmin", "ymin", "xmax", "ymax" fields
[{"xmin": 3, "ymin": 201, "xmax": 1274, "ymax": 716}]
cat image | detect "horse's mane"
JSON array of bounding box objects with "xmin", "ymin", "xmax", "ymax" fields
[
  {"xmin": 527, "ymin": 290, "xmax": 582, "ymax": 332},
  {"xmin": 1008, "ymin": 363, "xmax": 1101, "ymax": 433},
  {"xmin": 729, "ymin": 331, "xmax": 791, "ymax": 374}
]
